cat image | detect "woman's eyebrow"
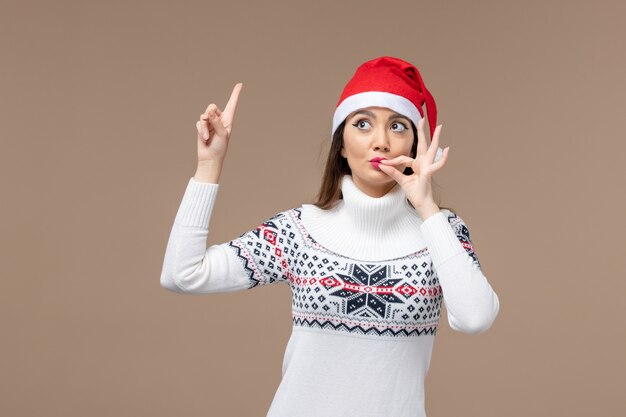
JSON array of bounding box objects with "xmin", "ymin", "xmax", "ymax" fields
[{"xmin": 351, "ymin": 110, "xmax": 411, "ymax": 123}]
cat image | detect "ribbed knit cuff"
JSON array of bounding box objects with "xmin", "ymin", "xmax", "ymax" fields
[
  {"xmin": 173, "ymin": 177, "xmax": 220, "ymax": 228},
  {"xmin": 419, "ymin": 211, "xmax": 466, "ymax": 268}
]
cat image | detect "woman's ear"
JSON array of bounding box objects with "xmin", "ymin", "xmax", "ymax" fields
[{"xmin": 340, "ymin": 147, "xmax": 346, "ymax": 158}]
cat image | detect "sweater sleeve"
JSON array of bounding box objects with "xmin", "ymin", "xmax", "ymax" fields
[
  {"xmin": 159, "ymin": 177, "xmax": 292, "ymax": 294},
  {"xmin": 419, "ymin": 210, "xmax": 500, "ymax": 334}
]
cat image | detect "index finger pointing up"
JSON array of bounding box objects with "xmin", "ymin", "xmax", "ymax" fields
[{"xmin": 223, "ymin": 82, "xmax": 243, "ymax": 115}]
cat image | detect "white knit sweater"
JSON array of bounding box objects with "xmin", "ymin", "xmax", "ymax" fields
[{"xmin": 160, "ymin": 175, "xmax": 500, "ymax": 417}]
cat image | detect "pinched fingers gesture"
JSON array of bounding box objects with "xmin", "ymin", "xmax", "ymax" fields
[
  {"xmin": 196, "ymin": 82, "xmax": 243, "ymax": 163},
  {"xmin": 377, "ymin": 118, "xmax": 450, "ymax": 208}
]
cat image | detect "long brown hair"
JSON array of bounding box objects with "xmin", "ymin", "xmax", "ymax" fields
[{"xmin": 311, "ymin": 119, "xmax": 455, "ymax": 215}]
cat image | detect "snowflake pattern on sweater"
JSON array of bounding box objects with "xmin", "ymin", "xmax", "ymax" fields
[{"xmin": 227, "ymin": 208, "xmax": 480, "ymax": 338}]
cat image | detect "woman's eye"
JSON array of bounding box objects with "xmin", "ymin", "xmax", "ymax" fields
[
  {"xmin": 391, "ymin": 122, "xmax": 408, "ymax": 132},
  {"xmin": 352, "ymin": 119, "xmax": 372, "ymax": 130}
]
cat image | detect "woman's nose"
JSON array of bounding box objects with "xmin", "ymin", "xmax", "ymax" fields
[{"xmin": 372, "ymin": 129, "xmax": 390, "ymax": 151}]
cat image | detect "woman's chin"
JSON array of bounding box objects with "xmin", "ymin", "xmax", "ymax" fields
[{"xmin": 361, "ymin": 170, "xmax": 395, "ymax": 184}]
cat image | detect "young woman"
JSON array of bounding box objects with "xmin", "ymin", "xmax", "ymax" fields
[{"xmin": 160, "ymin": 56, "xmax": 500, "ymax": 417}]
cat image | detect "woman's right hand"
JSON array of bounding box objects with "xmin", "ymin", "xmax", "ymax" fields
[{"xmin": 196, "ymin": 83, "xmax": 243, "ymax": 164}]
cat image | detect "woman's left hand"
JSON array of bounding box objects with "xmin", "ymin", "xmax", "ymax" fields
[{"xmin": 377, "ymin": 118, "xmax": 449, "ymax": 217}]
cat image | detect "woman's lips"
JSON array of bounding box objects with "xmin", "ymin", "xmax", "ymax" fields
[{"xmin": 370, "ymin": 157, "xmax": 387, "ymax": 169}]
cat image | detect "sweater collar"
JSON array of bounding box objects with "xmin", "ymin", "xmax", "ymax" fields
[
  {"xmin": 300, "ymin": 175, "xmax": 426, "ymax": 261},
  {"xmin": 340, "ymin": 174, "xmax": 410, "ymax": 230}
]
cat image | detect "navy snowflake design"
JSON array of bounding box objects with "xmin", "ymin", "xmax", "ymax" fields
[{"xmin": 325, "ymin": 264, "xmax": 404, "ymax": 318}]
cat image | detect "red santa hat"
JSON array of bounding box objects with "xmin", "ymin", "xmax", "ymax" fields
[{"xmin": 332, "ymin": 56, "xmax": 440, "ymax": 153}]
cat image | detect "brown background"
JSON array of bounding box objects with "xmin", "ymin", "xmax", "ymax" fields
[{"xmin": 2, "ymin": 0, "xmax": 625, "ymax": 416}]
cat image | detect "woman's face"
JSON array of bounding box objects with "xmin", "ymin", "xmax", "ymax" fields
[{"xmin": 341, "ymin": 106, "xmax": 415, "ymax": 197}]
